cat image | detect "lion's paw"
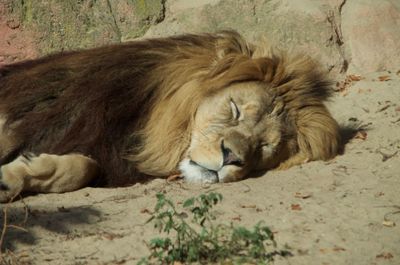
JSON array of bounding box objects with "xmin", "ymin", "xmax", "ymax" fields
[{"xmin": 0, "ymin": 163, "xmax": 25, "ymax": 203}]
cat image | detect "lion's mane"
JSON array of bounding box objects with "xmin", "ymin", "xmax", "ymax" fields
[{"xmin": 0, "ymin": 31, "xmax": 339, "ymax": 185}]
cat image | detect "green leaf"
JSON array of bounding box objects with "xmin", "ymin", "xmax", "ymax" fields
[
  {"xmin": 183, "ymin": 197, "xmax": 195, "ymax": 208},
  {"xmin": 141, "ymin": 192, "xmax": 290, "ymax": 264}
]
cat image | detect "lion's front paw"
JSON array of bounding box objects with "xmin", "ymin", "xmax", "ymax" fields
[{"xmin": 0, "ymin": 167, "xmax": 24, "ymax": 203}]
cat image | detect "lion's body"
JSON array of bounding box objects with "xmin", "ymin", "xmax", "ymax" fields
[
  {"xmin": 0, "ymin": 31, "xmax": 340, "ymax": 202},
  {"xmin": 0, "ymin": 35, "xmax": 217, "ymax": 185}
]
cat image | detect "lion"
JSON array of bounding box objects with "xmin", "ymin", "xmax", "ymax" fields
[{"xmin": 0, "ymin": 31, "xmax": 340, "ymax": 202}]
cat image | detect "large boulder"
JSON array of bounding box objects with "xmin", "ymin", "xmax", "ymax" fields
[
  {"xmin": 0, "ymin": 0, "xmax": 165, "ymax": 63},
  {"xmin": 145, "ymin": 0, "xmax": 346, "ymax": 75},
  {"xmin": 341, "ymin": 0, "xmax": 400, "ymax": 73},
  {"xmin": 0, "ymin": 0, "xmax": 399, "ymax": 74}
]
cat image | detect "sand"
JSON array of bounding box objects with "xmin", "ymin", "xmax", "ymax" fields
[{"xmin": 1, "ymin": 71, "xmax": 399, "ymax": 264}]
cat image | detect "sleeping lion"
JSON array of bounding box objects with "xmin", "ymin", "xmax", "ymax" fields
[{"xmin": 0, "ymin": 31, "xmax": 340, "ymax": 202}]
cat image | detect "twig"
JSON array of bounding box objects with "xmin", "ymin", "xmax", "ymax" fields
[
  {"xmin": 19, "ymin": 197, "xmax": 29, "ymax": 226},
  {"xmin": 6, "ymin": 225, "xmax": 27, "ymax": 232},
  {"xmin": 0, "ymin": 195, "xmax": 17, "ymax": 254},
  {"xmin": 376, "ymin": 104, "xmax": 391, "ymax": 113},
  {"xmin": 0, "ymin": 206, "xmax": 9, "ymax": 253},
  {"xmin": 0, "ymin": 194, "xmax": 29, "ymax": 257}
]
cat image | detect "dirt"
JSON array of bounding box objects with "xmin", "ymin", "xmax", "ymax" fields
[{"xmin": 1, "ymin": 71, "xmax": 399, "ymax": 264}]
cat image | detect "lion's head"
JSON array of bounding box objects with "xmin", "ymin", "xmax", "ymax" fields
[{"xmin": 180, "ymin": 82, "xmax": 286, "ymax": 183}]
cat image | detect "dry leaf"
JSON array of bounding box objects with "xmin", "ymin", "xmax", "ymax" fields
[
  {"xmin": 333, "ymin": 246, "xmax": 346, "ymax": 252},
  {"xmin": 167, "ymin": 174, "xmax": 183, "ymax": 181},
  {"xmin": 335, "ymin": 75, "xmax": 363, "ymax": 93},
  {"xmin": 382, "ymin": 220, "xmax": 396, "ymax": 227},
  {"xmin": 291, "ymin": 204, "xmax": 302, "ymax": 211},
  {"xmin": 297, "ymin": 249, "xmax": 309, "ymax": 255},
  {"xmin": 320, "ymin": 247, "xmax": 346, "ymax": 253},
  {"xmin": 240, "ymin": 204, "xmax": 256, "ymax": 208},
  {"xmin": 232, "ymin": 215, "xmax": 242, "ymax": 221},
  {"xmin": 378, "ymin": 75, "xmax": 391, "ymax": 81},
  {"xmin": 140, "ymin": 208, "xmax": 152, "ymax": 214},
  {"xmin": 335, "ymin": 81, "xmax": 347, "ymax": 92},
  {"xmin": 357, "ymin": 88, "xmax": 372, "ymax": 94},
  {"xmin": 376, "ymin": 252, "xmax": 394, "ymax": 260},
  {"xmin": 295, "ymin": 192, "xmax": 312, "ymax": 199},
  {"xmin": 354, "ymin": 131, "xmax": 367, "ymax": 140},
  {"xmin": 102, "ymin": 233, "xmax": 118, "ymax": 240},
  {"xmin": 348, "ymin": 74, "xmax": 362, "ymax": 81}
]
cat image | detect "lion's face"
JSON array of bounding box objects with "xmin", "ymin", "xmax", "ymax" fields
[{"xmin": 180, "ymin": 82, "xmax": 284, "ymax": 183}]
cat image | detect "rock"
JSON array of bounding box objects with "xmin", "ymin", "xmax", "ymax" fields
[
  {"xmin": 0, "ymin": 0, "xmax": 399, "ymax": 75},
  {"xmin": 144, "ymin": 0, "xmax": 347, "ymax": 75},
  {"xmin": 341, "ymin": 0, "xmax": 400, "ymax": 73},
  {"xmin": 2, "ymin": 0, "xmax": 165, "ymax": 55},
  {"xmin": 108, "ymin": 0, "xmax": 165, "ymax": 41}
]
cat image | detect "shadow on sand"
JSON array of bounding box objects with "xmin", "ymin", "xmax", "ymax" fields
[{"xmin": 0, "ymin": 204, "xmax": 102, "ymax": 251}]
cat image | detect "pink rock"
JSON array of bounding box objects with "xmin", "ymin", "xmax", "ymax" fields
[
  {"xmin": 342, "ymin": 0, "xmax": 400, "ymax": 73},
  {"xmin": 0, "ymin": 2, "xmax": 38, "ymax": 63}
]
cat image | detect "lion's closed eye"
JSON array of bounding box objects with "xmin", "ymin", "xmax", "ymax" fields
[{"xmin": 230, "ymin": 99, "xmax": 241, "ymax": 120}]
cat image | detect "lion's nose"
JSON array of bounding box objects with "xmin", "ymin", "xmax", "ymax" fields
[{"xmin": 221, "ymin": 140, "xmax": 243, "ymax": 167}]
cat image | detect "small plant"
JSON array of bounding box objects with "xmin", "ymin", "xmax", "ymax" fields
[{"xmin": 139, "ymin": 192, "xmax": 291, "ymax": 264}]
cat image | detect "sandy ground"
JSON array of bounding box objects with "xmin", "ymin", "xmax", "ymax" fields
[{"xmin": 1, "ymin": 71, "xmax": 400, "ymax": 264}]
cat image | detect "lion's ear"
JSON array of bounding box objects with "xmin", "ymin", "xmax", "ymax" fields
[
  {"xmin": 251, "ymin": 36, "xmax": 274, "ymax": 59},
  {"xmin": 215, "ymin": 30, "xmax": 253, "ymax": 59}
]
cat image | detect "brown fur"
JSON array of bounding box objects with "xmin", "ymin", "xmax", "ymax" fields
[{"xmin": 0, "ymin": 30, "xmax": 339, "ymax": 187}]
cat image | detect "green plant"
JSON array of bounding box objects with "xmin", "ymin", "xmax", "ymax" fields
[{"xmin": 139, "ymin": 192, "xmax": 291, "ymax": 264}]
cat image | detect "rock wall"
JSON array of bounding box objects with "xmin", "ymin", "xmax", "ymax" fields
[
  {"xmin": 0, "ymin": 0, "xmax": 165, "ymax": 62},
  {"xmin": 0, "ymin": 0, "xmax": 399, "ymax": 75}
]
